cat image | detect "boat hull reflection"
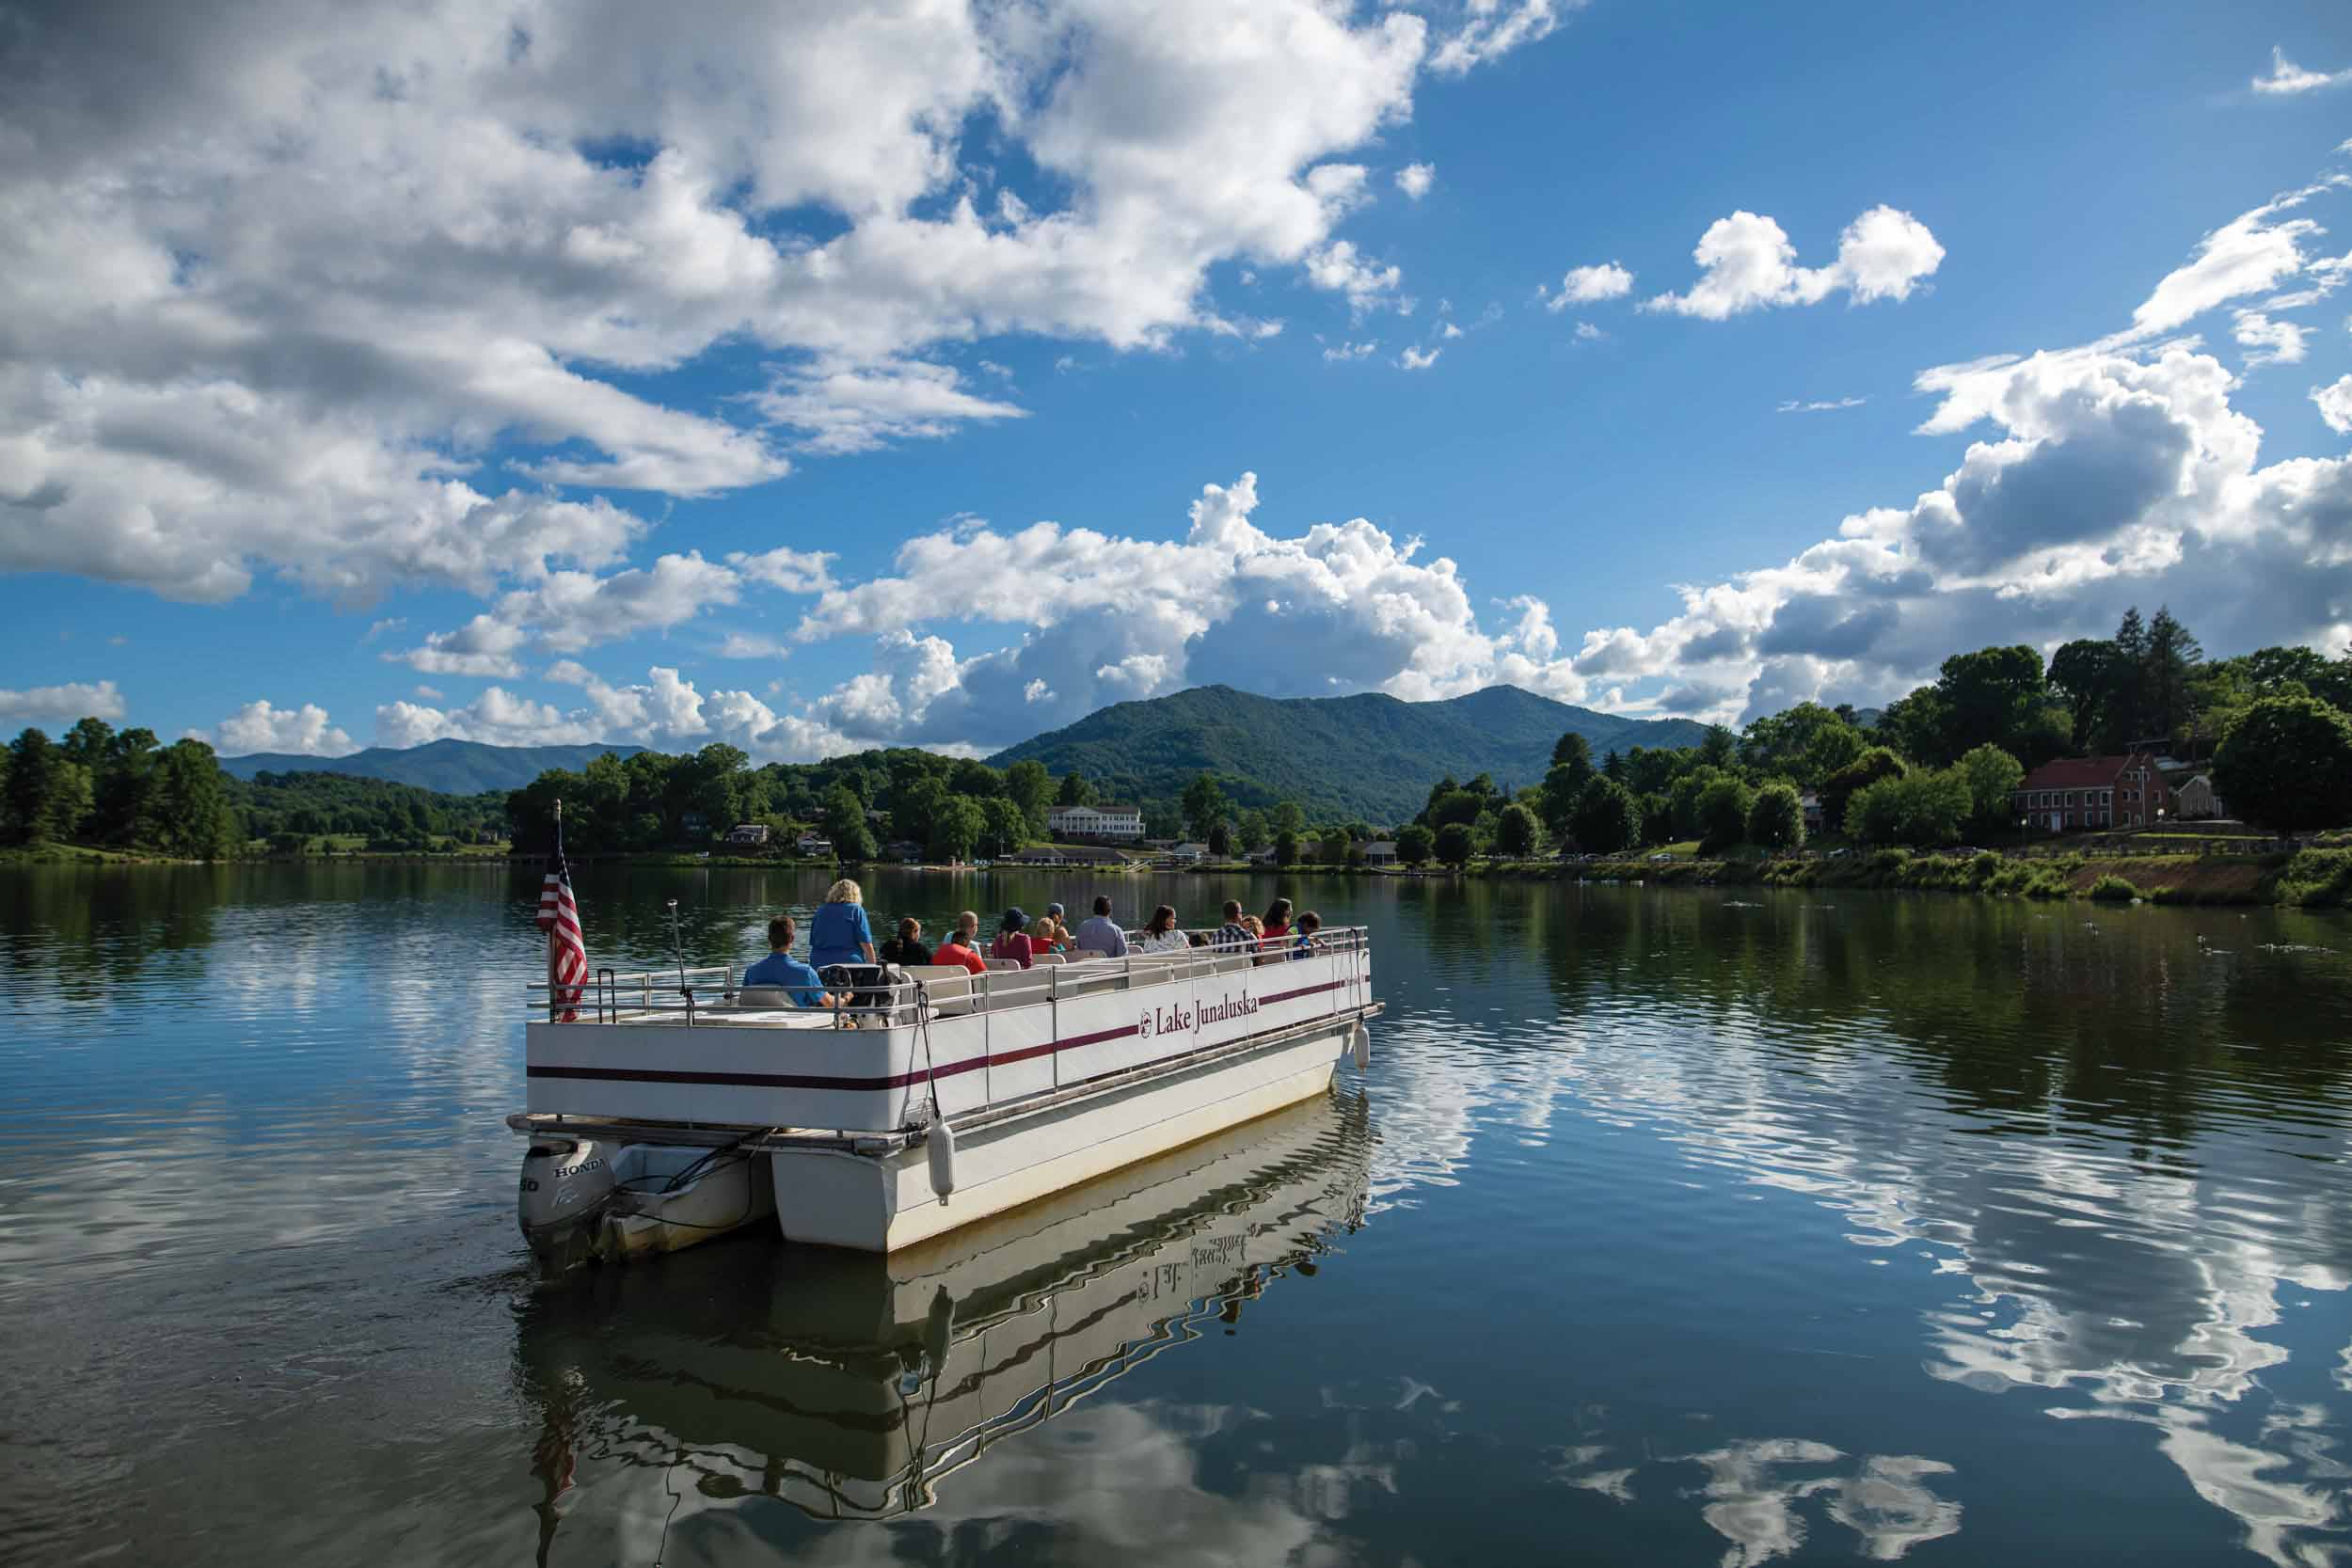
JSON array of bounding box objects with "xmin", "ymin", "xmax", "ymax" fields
[{"xmin": 518, "ymin": 1087, "xmax": 1374, "ymax": 1535}]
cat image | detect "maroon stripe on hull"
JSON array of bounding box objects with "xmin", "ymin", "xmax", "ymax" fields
[{"xmin": 526, "ymin": 990, "xmax": 1358, "ymax": 1097}]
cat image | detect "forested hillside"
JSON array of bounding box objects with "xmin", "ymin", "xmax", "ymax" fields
[
  {"xmin": 988, "ymin": 684, "xmax": 1708, "ymax": 821},
  {"xmin": 217, "ymin": 738, "xmax": 646, "ymax": 792}
]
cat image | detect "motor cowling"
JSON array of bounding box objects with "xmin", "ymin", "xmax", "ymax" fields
[{"xmin": 519, "ymin": 1140, "xmax": 618, "ymax": 1241}]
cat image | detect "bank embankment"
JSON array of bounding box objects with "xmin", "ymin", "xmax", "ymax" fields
[{"xmin": 1534, "ymin": 846, "xmax": 2352, "ymax": 909}]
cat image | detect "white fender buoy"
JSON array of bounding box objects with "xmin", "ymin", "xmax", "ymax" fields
[
  {"xmin": 928, "ymin": 1117, "xmax": 957, "ymax": 1201},
  {"xmin": 1352, "ymin": 1022, "xmax": 1371, "ymax": 1070}
]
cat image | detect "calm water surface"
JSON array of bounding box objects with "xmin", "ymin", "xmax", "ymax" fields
[{"xmin": 4, "ymin": 864, "xmax": 2350, "ymax": 1566}]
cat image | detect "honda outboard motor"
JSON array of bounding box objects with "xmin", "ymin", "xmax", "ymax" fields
[{"xmin": 519, "ymin": 1139, "xmax": 618, "ymax": 1269}]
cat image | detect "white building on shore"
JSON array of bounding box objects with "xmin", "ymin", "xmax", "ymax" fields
[{"xmin": 1046, "ymin": 802, "xmax": 1145, "ymax": 840}]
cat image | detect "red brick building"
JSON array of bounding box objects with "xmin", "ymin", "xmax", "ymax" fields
[{"xmin": 2010, "ymin": 753, "xmax": 2171, "ymax": 833}]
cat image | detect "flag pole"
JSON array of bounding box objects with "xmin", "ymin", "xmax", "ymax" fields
[{"xmin": 547, "ymin": 798, "xmax": 562, "ymax": 1022}]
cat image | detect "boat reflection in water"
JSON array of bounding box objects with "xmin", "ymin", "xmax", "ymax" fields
[{"xmin": 514, "ymin": 1086, "xmax": 1373, "ymax": 1553}]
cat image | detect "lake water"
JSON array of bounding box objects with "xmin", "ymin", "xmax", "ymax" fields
[{"xmin": 4, "ymin": 864, "xmax": 2350, "ymax": 1566}]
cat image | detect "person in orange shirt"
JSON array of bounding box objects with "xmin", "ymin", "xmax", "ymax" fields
[{"xmin": 936, "ymin": 911, "xmax": 989, "ymax": 975}]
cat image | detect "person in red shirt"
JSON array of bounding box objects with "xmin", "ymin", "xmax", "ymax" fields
[
  {"xmin": 936, "ymin": 911, "xmax": 989, "ymax": 975},
  {"xmin": 1260, "ymin": 897, "xmax": 1295, "ymax": 943},
  {"xmin": 990, "ymin": 908, "xmax": 1035, "ymax": 968}
]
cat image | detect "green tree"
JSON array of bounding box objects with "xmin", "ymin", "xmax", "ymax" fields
[
  {"xmin": 2142, "ymin": 606, "xmax": 2203, "ymax": 741},
  {"xmin": 1695, "ymin": 775, "xmax": 1755, "ymax": 851},
  {"xmin": 2214, "ymin": 695, "xmax": 2352, "ymax": 832},
  {"xmin": 1821, "ymin": 746, "xmax": 1906, "ymax": 831},
  {"xmin": 1667, "ymin": 765, "xmax": 1731, "ymax": 841},
  {"xmin": 1747, "ymin": 783, "xmax": 1804, "ymax": 848},
  {"xmin": 1846, "ymin": 768, "xmax": 1971, "ymax": 847},
  {"xmin": 1698, "ymin": 725, "xmax": 1738, "ymax": 769},
  {"xmin": 929, "ymin": 797, "xmax": 986, "ymax": 863},
  {"xmin": 151, "ymin": 739, "xmax": 234, "ymax": 858},
  {"xmin": 59, "ymin": 717, "xmax": 114, "ymax": 774},
  {"xmin": 1274, "ymin": 828, "xmax": 1301, "ymax": 865},
  {"xmin": 1181, "ymin": 772, "xmax": 1229, "ymax": 839},
  {"xmin": 92, "ymin": 727, "xmax": 162, "ymax": 845},
  {"xmin": 1569, "ymin": 778, "xmax": 1641, "ymax": 855},
  {"xmin": 1955, "ymin": 743, "xmax": 2026, "ymax": 828},
  {"xmin": 1739, "ymin": 703, "xmax": 1864, "ymax": 786},
  {"xmin": 892, "ymin": 774, "xmax": 947, "ymax": 848},
  {"xmin": 1270, "ymin": 800, "xmax": 1307, "ymax": 835},
  {"xmin": 2109, "ymin": 606, "xmax": 2151, "ymax": 743},
  {"xmin": 1601, "ymin": 750, "xmax": 1625, "ymax": 782},
  {"xmin": 1394, "ymin": 821, "xmax": 1436, "ymax": 865},
  {"xmin": 1538, "ymin": 761, "xmax": 1586, "ymax": 837},
  {"xmin": 1056, "ymin": 770, "xmax": 1096, "ymax": 808},
  {"xmin": 2047, "ymin": 639, "xmax": 2118, "ymax": 752},
  {"xmin": 1233, "ymin": 808, "xmax": 1268, "ymax": 852},
  {"xmin": 1428, "ymin": 789, "xmax": 1485, "ymax": 832},
  {"xmin": 7, "ymin": 728, "xmax": 81, "ymax": 845},
  {"xmin": 824, "ymin": 785, "xmax": 876, "ymax": 862},
  {"xmin": 1494, "ymin": 801, "xmax": 1541, "ymax": 859},
  {"xmin": 1549, "ymin": 731, "xmax": 1594, "ymax": 777},
  {"xmin": 1005, "ymin": 759, "xmax": 1052, "ymax": 832},
  {"xmin": 947, "ymin": 758, "xmax": 1002, "ymax": 799},
  {"xmin": 1434, "ymin": 821, "xmax": 1475, "ymax": 868},
  {"xmin": 982, "ymin": 797, "xmax": 1030, "ymax": 856}
]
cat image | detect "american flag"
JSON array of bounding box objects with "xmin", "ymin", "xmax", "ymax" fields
[{"xmin": 536, "ymin": 803, "xmax": 587, "ymax": 1022}]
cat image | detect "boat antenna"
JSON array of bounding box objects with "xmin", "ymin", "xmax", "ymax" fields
[{"xmin": 666, "ymin": 898, "xmax": 687, "ymax": 996}]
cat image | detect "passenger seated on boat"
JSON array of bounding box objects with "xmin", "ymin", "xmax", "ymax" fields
[
  {"xmin": 991, "ymin": 908, "xmax": 1035, "ymax": 968},
  {"xmin": 1073, "ymin": 895, "xmax": 1129, "ymax": 958},
  {"xmin": 740, "ymin": 916, "xmax": 835, "ymax": 1008},
  {"xmin": 1212, "ymin": 900, "xmax": 1253, "ymax": 951},
  {"xmin": 938, "ymin": 912, "xmax": 989, "ymax": 975},
  {"xmin": 1135, "ymin": 905, "xmax": 1187, "ymax": 954},
  {"xmin": 1260, "ymin": 898, "xmax": 1294, "ymax": 943},
  {"xmin": 1290, "ymin": 911, "xmax": 1323, "ymax": 958},
  {"xmin": 1032, "ymin": 904, "xmax": 1071, "ymax": 953},
  {"xmin": 879, "ymin": 917, "xmax": 932, "ymax": 967}
]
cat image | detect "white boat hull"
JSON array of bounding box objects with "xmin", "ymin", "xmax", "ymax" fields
[{"xmin": 770, "ymin": 1018, "xmax": 1349, "ymax": 1251}]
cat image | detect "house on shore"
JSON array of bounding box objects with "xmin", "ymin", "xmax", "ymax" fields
[
  {"xmin": 724, "ymin": 823, "xmax": 770, "ymax": 847},
  {"xmin": 2010, "ymin": 753, "xmax": 2171, "ymax": 833},
  {"xmin": 1362, "ymin": 841, "xmax": 1399, "ymax": 865},
  {"xmin": 2170, "ymin": 774, "xmax": 2227, "ymax": 820},
  {"xmin": 1799, "ymin": 792, "xmax": 1825, "ymax": 836},
  {"xmin": 794, "ymin": 832, "xmax": 832, "ymax": 857}
]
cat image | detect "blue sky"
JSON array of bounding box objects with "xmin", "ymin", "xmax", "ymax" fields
[{"xmin": 3, "ymin": 0, "xmax": 2350, "ymax": 759}]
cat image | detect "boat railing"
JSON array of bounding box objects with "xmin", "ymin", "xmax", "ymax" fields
[{"xmin": 527, "ymin": 926, "xmax": 1372, "ymax": 1026}]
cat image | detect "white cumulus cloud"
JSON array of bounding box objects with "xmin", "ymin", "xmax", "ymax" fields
[
  {"xmin": 1395, "ymin": 163, "xmax": 1436, "ymax": 199},
  {"xmin": 192, "ymin": 700, "xmax": 358, "ymax": 757},
  {"xmin": 0, "ymin": 679, "xmax": 127, "ymax": 726},
  {"xmin": 1645, "ymin": 205, "xmax": 1944, "ymax": 320},
  {"xmin": 1549, "ymin": 261, "xmax": 1634, "ymax": 309}
]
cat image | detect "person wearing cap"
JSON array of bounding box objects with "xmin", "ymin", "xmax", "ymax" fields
[
  {"xmin": 991, "ymin": 908, "xmax": 1035, "ymax": 968},
  {"xmin": 1030, "ymin": 903, "xmax": 1071, "ymax": 952},
  {"xmin": 1073, "ymin": 895, "xmax": 1128, "ymax": 958}
]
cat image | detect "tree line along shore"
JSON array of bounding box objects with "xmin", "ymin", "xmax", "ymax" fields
[{"xmin": 5, "ymin": 606, "xmax": 2348, "ymax": 905}]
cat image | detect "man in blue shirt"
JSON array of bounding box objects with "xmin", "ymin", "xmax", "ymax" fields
[
  {"xmin": 1073, "ymin": 895, "xmax": 1129, "ymax": 958},
  {"xmin": 741, "ymin": 915, "xmax": 834, "ymax": 1008}
]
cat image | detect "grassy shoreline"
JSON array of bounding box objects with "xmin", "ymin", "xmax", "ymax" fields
[{"xmin": 1475, "ymin": 846, "xmax": 2352, "ymax": 908}]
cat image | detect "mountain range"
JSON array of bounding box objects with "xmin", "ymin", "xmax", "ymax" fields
[
  {"xmin": 990, "ymin": 685, "xmax": 1709, "ymax": 822},
  {"xmin": 217, "ymin": 738, "xmax": 646, "ymax": 793},
  {"xmin": 216, "ymin": 686, "xmax": 1708, "ymax": 819}
]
